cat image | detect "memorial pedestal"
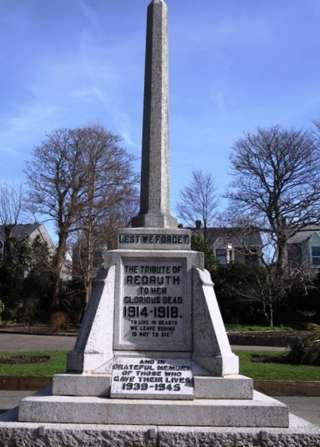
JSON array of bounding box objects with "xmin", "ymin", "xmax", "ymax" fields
[
  {"xmin": 6, "ymin": 230, "xmax": 294, "ymax": 434},
  {"xmin": 66, "ymin": 239, "xmax": 239, "ymax": 380},
  {"xmin": 13, "ymin": 232, "xmax": 291, "ymax": 433}
]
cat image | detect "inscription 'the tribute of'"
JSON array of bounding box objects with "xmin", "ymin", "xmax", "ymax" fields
[{"xmin": 116, "ymin": 260, "xmax": 191, "ymax": 352}]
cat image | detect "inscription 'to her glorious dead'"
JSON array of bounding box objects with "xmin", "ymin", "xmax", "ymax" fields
[{"xmin": 119, "ymin": 259, "xmax": 190, "ymax": 351}]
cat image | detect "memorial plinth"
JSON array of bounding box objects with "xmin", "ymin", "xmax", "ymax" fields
[
  {"xmin": 1, "ymin": 0, "xmax": 319, "ymax": 445},
  {"xmin": 16, "ymin": 228, "xmax": 286, "ymax": 429}
]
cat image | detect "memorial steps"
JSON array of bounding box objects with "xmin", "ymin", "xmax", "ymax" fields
[
  {"xmin": 17, "ymin": 368, "xmax": 289, "ymax": 428},
  {"xmin": 18, "ymin": 392, "xmax": 288, "ymax": 428}
]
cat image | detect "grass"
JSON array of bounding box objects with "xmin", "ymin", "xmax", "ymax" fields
[
  {"xmin": 0, "ymin": 351, "xmax": 66, "ymax": 377},
  {"xmin": 0, "ymin": 350, "xmax": 319, "ymax": 381},
  {"xmin": 237, "ymin": 351, "xmax": 320, "ymax": 381},
  {"xmin": 226, "ymin": 324, "xmax": 293, "ymax": 332}
]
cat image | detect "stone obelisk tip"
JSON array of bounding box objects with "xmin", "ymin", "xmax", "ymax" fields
[{"xmin": 132, "ymin": 0, "xmax": 177, "ymax": 228}]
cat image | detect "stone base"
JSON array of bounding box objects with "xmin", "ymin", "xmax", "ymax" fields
[
  {"xmin": 52, "ymin": 373, "xmax": 253, "ymax": 399},
  {"xmin": 1, "ymin": 412, "xmax": 319, "ymax": 447},
  {"xmin": 53, "ymin": 374, "xmax": 112, "ymax": 397},
  {"xmin": 194, "ymin": 374, "xmax": 253, "ymax": 399},
  {"xmin": 18, "ymin": 391, "xmax": 288, "ymax": 427},
  {"xmin": 131, "ymin": 213, "xmax": 178, "ymax": 229}
]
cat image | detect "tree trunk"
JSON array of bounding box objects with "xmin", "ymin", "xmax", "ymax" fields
[
  {"xmin": 84, "ymin": 222, "xmax": 95, "ymax": 305},
  {"xmin": 85, "ymin": 279, "xmax": 92, "ymax": 305},
  {"xmin": 203, "ymin": 218, "xmax": 208, "ymax": 243},
  {"xmin": 276, "ymin": 233, "xmax": 287, "ymax": 280},
  {"xmin": 52, "ymin": 230, "xmax": 68, "ymax": 309},
  {"xmin": 269, "ymin": 302, "xmax": 274, "ymax": 328},
  {"xmin": 3, "ymin": 225, "xmax": 14, "ymax": 260}
]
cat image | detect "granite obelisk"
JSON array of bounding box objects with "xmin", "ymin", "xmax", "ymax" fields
[{"xmin": 132, "ymin": 0, "xmax": 177, "ymax": 228}]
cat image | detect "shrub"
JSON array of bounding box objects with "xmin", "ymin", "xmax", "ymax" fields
[{"xmin": 287, "ymin": 324, "xmax": 320, "ymax": 366}]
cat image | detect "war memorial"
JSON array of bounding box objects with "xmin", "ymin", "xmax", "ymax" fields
[{"xmin": 0, "ymin": 0, "xmax": 319, "ymax": 445}]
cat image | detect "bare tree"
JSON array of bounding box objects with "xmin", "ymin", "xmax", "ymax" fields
[
  {"xmin": 177, "ymin": 170, "xmax": 218, "ymax": 234},
  {"xmin": 72, "ymin": 198, "xmax": 138, "ymax": 304},
  {"xmin": 0, "ymin": 182, "xmax": 24, "ymax": 226},
  {"xmin": 25, "ymin": 126, "xmax": 137, "ymax": 308},
  {"xmin": 227, "ymin": 125, "xmax": 320, "ymax": 326},
  {"xmin": 0, "ymin": 182, "xmax": 25, "ymax": 259},
  {"xmin": 25, "ymin": 129, "xmax": 87, "ymax": 307},
  {"xmin": 228, "ymin": 126, "xmax": 320, "ymax": 270},
  {"xmin": 75, "ymin": 127, "xmax": 138, "ymax": 303}
]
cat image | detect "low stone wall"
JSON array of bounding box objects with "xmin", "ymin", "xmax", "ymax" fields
[
  {"xmin": 0, "ymin": 416, "xmax": 319, "ymax": 447},
  {"xmin": 228, "ymin": 331, "xmax": 310, "ymax": 347},
  {"xmin": 0, "ymin": 377, "xmax": 51, "ymax": 391},
  {"xmin": 255, "ymin": 380, "xmax": 320, "ymax": 397}
]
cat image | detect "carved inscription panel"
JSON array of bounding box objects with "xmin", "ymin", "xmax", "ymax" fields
[
  {"xmin": 111, "ymin": 357, "xmax": 194, "ymax": 399},
  {"xmin": 116, "ymin": 259, "xmax": 191, "ymax": 351}
]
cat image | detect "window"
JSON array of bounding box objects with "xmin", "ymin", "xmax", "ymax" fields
[
  {"xmin": 215, "ymin": 248, "xmax": 227, "ymax": 265},
  {"xmin": 244, "ymin": 248, "xmax": 259, "ymax": 265},
  {"xmin": 311, "ymin": 247, "xmax": 320, "ymax": 266}
]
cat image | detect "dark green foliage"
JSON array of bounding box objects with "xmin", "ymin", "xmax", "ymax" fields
[
  {"xmin": 287, "ymin": 324, "xmax": 320, "ymax": 366},
  {"xmin": 59, "ymin": 279, "xmax": 86, "ymax": 326},
  {"xmin": 0, "ymin": 232, "xmax": 86, "ymax": 326},
  {"xmin": 196, "ymin": 240, "xmax": 320, "ymax": 327},
  {"xmin": 277, "ymin": 272, "xmax": 320, "ymax": 327},
  {"xmin": 0, "ymin": 236, "xmax": 55, "ymax": 324},
  {"xmin": 0, "ymin": 238, "xmax": 31, "ymax": 321},
  {"xmin": 213, "ymin": 263, "xmax": 268, "ymax": 325},
  {"xmin": 251, "ymin": 324, "xmax": 320, "ymax": 367},
  {"xmin": 191, "ymin": 234, "xmax": 217, "ymax": 273}
]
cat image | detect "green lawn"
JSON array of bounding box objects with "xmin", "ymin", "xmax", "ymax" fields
[
  {"xmin": 0, "ymin": 350, "xmax": 319, "ymax": 381},
  {"xmin": 237, "ymin": 351, "xmax": 320, "ymax": 381},
  {"xmin": 226, "ymin": 324, "xmax": 293, "ymax": 332},
  {"xmin": 0, "ymin": 351, "xmax": 66, "ymax": 377}
]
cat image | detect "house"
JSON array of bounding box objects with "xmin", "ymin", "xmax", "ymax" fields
[
  {"xmin": 0, "ymin": 223, "xmax": 55, "ymax": 259},
  {"xmin": 192, "ymin": 223, "xmax": 262, "ymax": 266},
  {"xmin": 287, "ymin": 225, "xmax": 320, "ymax": 277}
]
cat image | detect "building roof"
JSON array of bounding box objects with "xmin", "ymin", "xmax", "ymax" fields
[
  {"xmin": 0, "ymin": 223, "xmax": 41, "ymax": 241},
  {"xmin": 192, "ymin": 226, "xmax": 262, "ymax": 247},
  {"xmin": 287, "ymin": 225, "xmax": 320, "ymax": 244}
]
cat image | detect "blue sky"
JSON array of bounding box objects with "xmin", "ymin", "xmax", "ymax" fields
[{"xmin": 1, "ymin": 0, "xmax": 320, "ymax": 224}]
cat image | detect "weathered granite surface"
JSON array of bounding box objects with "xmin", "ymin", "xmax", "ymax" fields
[
  {"xmin": 193, "ymin": 268, "xmax": 239, "ymax": 375},
  {"xmin": 131, "ymin": 0, "xmax": 177, "ymax": 228},
  {"xmin": 67, "ymin": 266, "xmax": 115, "ymax": 374},
  {"xmin": 194, "ymin": 375, "xmax": 253, "ymax": 399},
  {"xmin": 109, "ymin": 249, "xmax": 203, "ymax": 353},
  {"xmin": 52, "ymin": 373, "xmax": 253, "ymax": 399},
  {"xmin": 118, "ymin": 228, "xmax": 191, "ymax": 250},
  {"xmin": 158, "ymin": 417, "xmax": 320, "ymax": 447},
  {"xmin": 0, "ymin": 413, "xmax": 319, "ymax": 447},
  {"xmin": 53, "ymin": 374, "xmax": 111, "ymax": 397},
  {"xmin": 18, "ymin": 392, "xmax": 289, "ymax": 427}
]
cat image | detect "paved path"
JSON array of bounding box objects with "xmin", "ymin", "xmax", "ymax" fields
[
  {"xmin": 232, "ymin": 345, "xmax": 287, "ymax": 352},
  {"xmin": 0, "ymin": 333, "xmax": 287, "ymax": 353},
  {"xmin": 275, "ymin": 396, "xmax": 320, "ymax": 427},
  {"xmin": 0, "ymin": 334, "xmax": 76, "ymax": 352},
  {"xmin": 0, "ymin": 391, "xmax": 31, "ymax": 412},
  {"xmin": 0, "ymin": 392, "xmax": 319, "ymax": 427}
]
